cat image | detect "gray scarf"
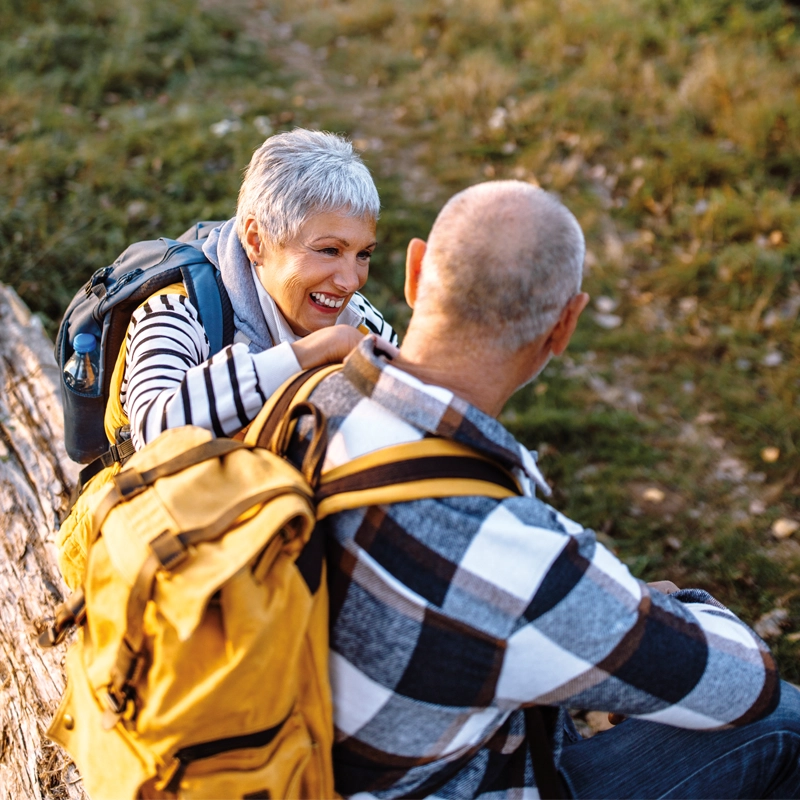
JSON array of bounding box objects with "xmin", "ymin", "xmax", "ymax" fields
[{"xmin": 202, "ymin": 218, "xmax": 273, "ymax": 353}]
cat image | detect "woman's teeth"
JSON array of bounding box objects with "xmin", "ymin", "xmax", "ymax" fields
[{"xmin": 310, "ymin": 292, "xmax": 345, "ymax": 309}]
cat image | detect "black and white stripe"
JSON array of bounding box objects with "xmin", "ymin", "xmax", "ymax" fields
[
  {"xmin": 351, "ymin": 291, "xmax": 398, "ymax": 344},
  {"xmin": 121, "ymin": 294, "xmax": 304, "ymax": 450},
  {"xmin": 121, "ymin": 291, "xmax": 397, "ymax": 451}
]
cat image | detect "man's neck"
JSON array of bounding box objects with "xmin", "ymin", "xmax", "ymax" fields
[{"xmin": 393, "ymin": 322, "xmax": 543, "ymax": 418}]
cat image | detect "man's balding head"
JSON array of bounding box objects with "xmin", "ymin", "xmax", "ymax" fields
[{"xmin": 415, "ymin": 181, "xmax": 585, "ymax": 351}]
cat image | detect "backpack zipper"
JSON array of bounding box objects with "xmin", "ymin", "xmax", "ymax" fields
[
  {"xmin": 84, "ymin": 265, "xmax": 113, "ymax": 295},
  {"xmin": 160, "ymin": 713, "xmax": 291, "ymax": 793},
  {"xmin": 104, "ymin": 268, "xmax": 144, "ymax": 299}
]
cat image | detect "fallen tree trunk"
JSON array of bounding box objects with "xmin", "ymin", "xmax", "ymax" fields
[{"xmin": 0, "ymin": 284, "xmax": 85, "ymax": 800}]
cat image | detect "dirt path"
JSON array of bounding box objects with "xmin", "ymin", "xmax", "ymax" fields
[{"xmin": 203, "ymin": 0, "xmax": 446, "ymax": 207}]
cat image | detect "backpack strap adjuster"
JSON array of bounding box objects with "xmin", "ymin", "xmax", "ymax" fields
[
  {"xmin": 109, "ymin": 437, "xmax": 136, "ymax": 465},
  {"xmin": 150, "ymin": 531, "xmax": 189, "ymax": 570},
  {"xmin": 37, "ymin": 588, "xmax": 86, "ymax": 648}
]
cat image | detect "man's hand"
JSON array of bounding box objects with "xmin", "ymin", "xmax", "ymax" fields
[{"xmin": 291, "ymin": 325, "xmax": 366, "ymax": 369}]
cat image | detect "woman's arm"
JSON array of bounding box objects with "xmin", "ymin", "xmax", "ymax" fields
[{"xmin": 122, "ymin": 294, "xmax": 368, "ymax": 449}]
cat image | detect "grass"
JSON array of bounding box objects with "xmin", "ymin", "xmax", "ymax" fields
[{"xmin": 1, "ymin": 0, "xmax": 799, "ymax": 679}]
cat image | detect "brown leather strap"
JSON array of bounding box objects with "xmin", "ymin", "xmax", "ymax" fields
[
  {"xmin": 316, "ymin": 453, "xmax": 520, "ymax": 501},
  {"xmin": 525, "ymin": 707, "xmax": 567, "ymax": 799},
  {"xmin": 37, "ymin": 588, "xmax": 87, "ymax": 647},
  {"xmin": 253, "ymin": 365, "xmax": 335, "ymax": 452},
  {"xmin": 272, "ymin": 401, "xmax": 328, "ymax": 485},
  {"xmin": 92, "ymin": 438, "xmax": 248, "ymax": 535}
]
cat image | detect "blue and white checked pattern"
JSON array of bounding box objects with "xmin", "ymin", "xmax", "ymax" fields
[{"xmin": 302, "ymin": 337, "xmax": 780, "ymax": 799}]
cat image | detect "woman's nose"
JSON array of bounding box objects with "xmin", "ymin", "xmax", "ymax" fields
[{"xmin": 332, "ymin": 256, "xmax": 365, "ymax": 293}]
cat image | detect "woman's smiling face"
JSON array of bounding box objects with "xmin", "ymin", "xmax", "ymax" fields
[{"xmin": 247, "ymin": 211, "xmax": 376, "ymax": 337}]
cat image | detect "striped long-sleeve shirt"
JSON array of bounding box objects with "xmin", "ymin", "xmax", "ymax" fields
[
  {"xmin": 296, "ymin": 336, "xmax": 780, "ymax": 799},
  {"xmin": 120, "ymin": 290, "xmax": 396, "ymax": 450}
]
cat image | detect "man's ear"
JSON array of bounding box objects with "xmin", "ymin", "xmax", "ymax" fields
[
  {"xmin": 549, "ymin": 292, "xmax": 590, "ymax": 356},
  {"xmin": 242, "ymin": 217, "xmax": 264, "ymax": 263},
  {"xmin": 404, "ymin": 238, "xmax": 427, "ymax": 308}
]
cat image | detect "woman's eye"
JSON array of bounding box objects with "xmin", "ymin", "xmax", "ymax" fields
[
  {"xmin": 358, "ymin": 250, "xmax": 373, "ymax": 261},
  {"xmin": 320, "ymin": 247, "xmax": 339, "ymax": 256}
]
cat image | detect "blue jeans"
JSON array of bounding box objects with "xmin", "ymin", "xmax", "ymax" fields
[{"xmin": 559, "ymin": 681, "xmax": 800, "ymax": 799}]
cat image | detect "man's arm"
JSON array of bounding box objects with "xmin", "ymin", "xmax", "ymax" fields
[{"xmin": 493, "ymin": 501, "xmax": 779, "ymax": 729}]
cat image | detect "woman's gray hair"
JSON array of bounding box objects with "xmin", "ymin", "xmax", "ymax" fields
[
  {"xmin": 236, "ymin": 129, "xmax": 380, "ymax": 245},
  {"xmin": 418, "ymin": 181, "xmax": 585, "ymax": 351}
]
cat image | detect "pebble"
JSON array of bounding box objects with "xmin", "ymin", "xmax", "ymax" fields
[
  {"xmin": 754, "ymin": 608, "xmax": 788, "ymax": 640},
  {"xmin": 772, "ymin": 518, "xmax": 800, "ymax": 539},
  {"xmin": 593, "ymin": 312, "xmax": 623, "ymax": 329},
  {"xmin": 749, "ymin": 499, "xmax": 766, "ymax": 516},
  {"xmin": 595, "ymin": 296, "xmax": 619, "ymax": 314},
  {"xmin": 762, "ymin": 351, "xmax": 783, "ymax": 367},
  {"xmin": 761, "ymin": 447, "xmax": 780, "ymax": 463},
  {"xmin": 642, "ymin": 488, "xmax": 665, "ymax": 503}
]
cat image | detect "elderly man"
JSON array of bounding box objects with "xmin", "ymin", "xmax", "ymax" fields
[{"xmin": 302, "ymin": 181, "xmax": 799, "ymax": 798}]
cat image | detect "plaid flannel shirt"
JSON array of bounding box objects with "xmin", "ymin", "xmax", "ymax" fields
[{"xmin": 303, "ymin": 337, "xmax": 779, "ymax": 799}]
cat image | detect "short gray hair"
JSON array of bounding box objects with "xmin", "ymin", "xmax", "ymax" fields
[
  {"xmin": 236, "ymin": 129, "xmax": 380, "ymax": 245},
  {"xmin": 418, "ymin": 181, "xmax": 585, "ymax": 350}
]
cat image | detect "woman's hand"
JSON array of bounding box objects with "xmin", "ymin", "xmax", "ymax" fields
[{"xmin": 291, "ymin": 325, "xmax": 366, "ymax": 369}]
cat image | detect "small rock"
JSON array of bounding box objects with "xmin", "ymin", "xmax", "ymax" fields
[
  {"xmin": 595, "ymin": 296, "xmax": 619, "ymax": 314},
  {"xmin": 593, "ymin": 312, "xmax": 623, "ymax": 329},
  {"xmin": 762, "ymin": 351, "xmax": 783, "ymax": 367},
  {"xmin": 735, "ymin": 358, "xmax": 752, "ymax": 371},
  {"xmin": 210, "ymin": 118, "xmax": 242, "ymax": 137},
  {"xmin": 761, "ymin": 447, "xmax": 780, "ymax": 463},
  {"xmin": 714, "ymin": 457, "xmax": 748, "ymax": 483},
  {"xmin": 754, "ymin": 608, "xmax": 789, "ymax": 640},
  {"xmin": 678, "ymin": 296, "xmax": 698, "ymax": 315},
  {"xmin": 487, "ymin": 107, "xmax": 508, "ymax": 131},
  {"xmin": 772, "ymin": 518, "xmax": 800, "ymax": 540},
  {"xmin": 749, "ymin": 499, "xmax": 766, "ymax": 516},
  {"xmin": 643, "ymin": 488, "xmax": 665, "ymax": 503},
  {"xmin": 253, "ymin": 116, "xmax": 273, "ymax": 137},
  {"xmin": 126, "ymin": 200, "xmax": 147, "ymax": 220},
  {"xmin": 666, "ymin": 536, "xmax": 682, "ymax": 550},
  {"xmin": 584, "ymin": 711, "xmax": 615, "ymax": 734}
]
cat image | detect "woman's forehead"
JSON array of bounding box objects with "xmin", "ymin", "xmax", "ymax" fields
[{"xmin": 296, "ymin": 210, "xmax": 377, "ymax": 242}]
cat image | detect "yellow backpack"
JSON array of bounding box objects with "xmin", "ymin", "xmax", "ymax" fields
[{"xmin": 40, "ymin": 366, "xmax": 520, "ymax": 800}]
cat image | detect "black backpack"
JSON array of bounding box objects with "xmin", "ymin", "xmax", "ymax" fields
[{"xmin": 56, "ymin": 221, "xmax": 235, "ymax": 485}]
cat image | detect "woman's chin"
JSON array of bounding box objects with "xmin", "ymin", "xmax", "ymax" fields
[{"xmin": 292, "ymin": 313, "xmax": 340, "ymax": 337}]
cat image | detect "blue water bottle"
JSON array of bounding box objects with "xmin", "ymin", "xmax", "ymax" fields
[{"xmin": 64, "ymin": 333, "xmax": 100, "ymax": 393}]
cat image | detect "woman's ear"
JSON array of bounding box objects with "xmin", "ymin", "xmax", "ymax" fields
[
  {"xmin": 242, "ymin": 217, "xmax": 263, "ymax": 263},
  {"xmin": 404, "ymin": 238, "xmax": 427, "ymax": 308}
]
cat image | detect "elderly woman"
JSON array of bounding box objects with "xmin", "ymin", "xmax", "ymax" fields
[{"xmin": 121, "ymin": 129, "xmax": 397, "ymax": 450}]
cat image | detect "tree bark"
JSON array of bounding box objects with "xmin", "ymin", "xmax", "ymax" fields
[{"xmin": 0, "ymin": 284, "xmax": 86, "ymax": 800}]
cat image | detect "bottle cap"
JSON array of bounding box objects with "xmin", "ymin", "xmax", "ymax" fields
[{"xmin": 73, "ymin": 333, "xmax": 97, "ymax": 354}]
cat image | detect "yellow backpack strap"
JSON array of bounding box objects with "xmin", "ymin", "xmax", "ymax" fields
[
  {"xmin": 70, "ymin": 284, "xmax": 189, "ymax": 503},
  {"xmin": 104, "ymin": 281, "xmax": 188, "ymax": 444},
  {"xmin": 315, "ymin": 438, "xmax": 522, "ymax": 519}
]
